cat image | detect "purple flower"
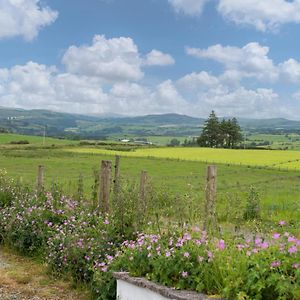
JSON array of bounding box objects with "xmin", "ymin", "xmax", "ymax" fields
[
  {"xmin": 288, "ymin": 245, "xmax": 298, "ymax": 254},
  {"xmin": 270, "ymin": 261, "xmax": 281, "ymax": 268},
  {"xmin": 272, "ymin": 233, "xmax": 281, "ymax": 240},
  {"xmin": 181, "ymin": 271, "xmax": 188, "ymax": 278},
  {"xmin": 217, "ymin": 239, "xmax": 225, "ymax": 250},
  {"xmin": 183, "ymin": 252, "xmax": 190, "ymax": 258},
  {"xmin": 165, "ymin": 251, "xmax": 171, "ymax": 257},
  {"xmin": 279, "ymin": 220, "xmax": 286, "ymax": 226},
  {"xmin": 292, "ymin": 263, "xmax": 299, "ymax": 269}
]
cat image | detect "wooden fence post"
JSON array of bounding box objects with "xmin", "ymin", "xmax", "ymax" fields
[
  {"xmin": 139, "ymin": 170, "xmax": 148, "ymax": 223},
  {"xmin": 99, "ymin": 160, "xmax": 112, "ymax": 214},
  {"xmin": 37, "ymin": 165, "xmax": 44, "ymax": 194},
  {"xmin": 113, "ymin": 155, "xmax": 120, "ymax": 196},
  {"xmin": 203, "ymin": 165, "xmax": 217, "ymax": 232}
]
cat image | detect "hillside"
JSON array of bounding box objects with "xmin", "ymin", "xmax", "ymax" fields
[{"xmin": 1, "ymin": 107, "xmax": 300, "ymax": 139}]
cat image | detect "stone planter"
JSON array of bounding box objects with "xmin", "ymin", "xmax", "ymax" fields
[{"xmin": 114, "ymin": 272, "xmax": 223, "ymax": 300}]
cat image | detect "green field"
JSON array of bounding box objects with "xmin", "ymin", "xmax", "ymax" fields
[
  {"xmin": 0, "ymin": 135, "xmax": 300, "ymax": 229},
  {"xmin": 0, "ymin": 133, "xmax": 78, "ymax": 146},
  {"xmin": 66, "ymin": 147, "xmax": 300, "ymax": 170}
]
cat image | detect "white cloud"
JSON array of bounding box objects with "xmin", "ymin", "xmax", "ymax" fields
[
  {"xmin": 279, "ymin": 59, "xmax": 300, "ymax": 83},
  {"xmin": 62, "ymin": 35, "xmax": 144, "ymax": 82},
  {"xmin": 144, "ymin": 50, "xmax": 175, "ymax": 66},
  {"xmin": 177, "ymin": 71, "xmax": 220, "ymax": 90},
  {"xmin": 0, "ymin": 0, "xmax": 58, "ymax": 41},
  {"xmin": 187, "ymin": 42, "xmax": 279, "ymax": 82},
  {"xmin": 217, "ymin": 0, "xmax": 300, "ymax": 32},
  {"xmin": 168, "ymin": 0, "xmax": 210, "ymax": 16}
]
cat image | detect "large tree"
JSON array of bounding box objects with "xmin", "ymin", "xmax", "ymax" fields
[{"xmin": 198, "ymin": 112, "xmax": 243, "ymax": 148}]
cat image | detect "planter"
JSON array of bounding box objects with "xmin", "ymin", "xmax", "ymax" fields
[{"xmin": 114, "ymin": 272, "xmax": 222, "ymax": 300}]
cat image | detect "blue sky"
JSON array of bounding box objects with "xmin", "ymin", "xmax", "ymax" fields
[{"xmin": 1, "ymin": 0, "xmax": 300, "ymax": 119}]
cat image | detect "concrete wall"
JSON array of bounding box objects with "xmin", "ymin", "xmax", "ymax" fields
[{"xmin": 117, "ymin": 279, "xmax": 169, "ymax": 300}]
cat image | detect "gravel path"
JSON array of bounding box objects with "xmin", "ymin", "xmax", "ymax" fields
[{"xmin": 0, "ymin": 250, "xmax": 42, "ymax": 300}]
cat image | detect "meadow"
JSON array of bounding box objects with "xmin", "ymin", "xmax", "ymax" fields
[
  {"xmin": 0, "ymin": 133, "xmax": 300, "ymax": 228},
  {"xmin": 1, "ymin": 133, "xmax": 300, "ymax": 299}
]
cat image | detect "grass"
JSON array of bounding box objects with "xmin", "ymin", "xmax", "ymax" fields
[
  {"xmin": 0, "ymin": 246, "xmax": 91, "ymax": 300},
  {"xmin": 0, "ymin": 143, "xmax": 299, "ymax": 227},
  {"xmin": 0, "ymin": 133, "xmax": 78, "ymax": 146},
  {"xmin": 66, "ymin": 147, "xmax": 300, "ymax": 169}
]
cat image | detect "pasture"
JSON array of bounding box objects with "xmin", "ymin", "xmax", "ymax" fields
[{"xmin": 0, "ymin": 135, "xmax": 300, "ymax": 230}]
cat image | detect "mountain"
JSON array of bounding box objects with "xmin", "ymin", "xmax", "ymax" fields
[{"xmin": 1, "ymin": 107, "xmax": 300, "ymax": 139}]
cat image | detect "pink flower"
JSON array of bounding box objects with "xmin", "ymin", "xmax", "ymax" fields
[
  {"xmin": 272, "ymin": 233, "xmax": 281, "ymax": 240},
  {"xmin": 279, "ymin": 220, "xmax": 286, "ymax": 226},
  {"xmin": 217, "ymin": 239, "xmax": 225, "ymax": 250},
  {"xmin": 288, "ymin": 236, "xmax": 296, "ymax": 243},
  {"xmin": 183, "ymin": 252, "xmax": 190, "ymax": 258},
  {"xmin": 270, "ymin": 261, "xmax": 281, "ymax": 268},
  {"xmin": 288, "ymin": 245, "xmax": 298, "ymax": 254},
  {"xmin": 292, "ymin": 263, "xmax": 299, "ymax": 269},
  {"xmin": 147, "ymin": 253, "xmax": 152, "ymax": 258},
  {"xmin": 181, "ymin": 271, "xmax": 188, "ymax": 278},
  {"xmin": 103, "ymin": 219, "xmax": 110, "ymax": 225},
  {"xmin": 260, "ymin": 242, "xmax": 269, "ymax": 249},
  {"xmin": 165, "ymin": 251, "xmax": 171, "ymax": 257}
]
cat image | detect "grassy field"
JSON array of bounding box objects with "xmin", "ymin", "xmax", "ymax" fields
[
  {"xmin": 0, "ymin": 141, "xmax": 300, "ymax": 227},
  {"xmin": 0, "ymin": 133, "xmax": 78, "ymax": 146},
  {"xmin": 66, "ymin": 147, "xmax": 300, "ymax": 170}
]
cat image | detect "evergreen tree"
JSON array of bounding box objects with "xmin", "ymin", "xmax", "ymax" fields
[
  {"xmin": 198, "ymin": 112, "xmax": 243, "ymax": 148},
  {"xmin": 198, "ymin": 111, "xmax": 220, "ymax": 148}
]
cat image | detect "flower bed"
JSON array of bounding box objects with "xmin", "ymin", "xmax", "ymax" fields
[{"xmin": 0, "ymin": 171, "xmax": 299, "ymax": 299}]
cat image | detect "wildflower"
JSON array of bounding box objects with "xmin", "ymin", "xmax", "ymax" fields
[
  {"xmin": 147, "ymin": 253, "xmax": 152, "ymax": 258},
  {"xmin": 279, "ymin": 220, "xmax": 286, "ymax": 226},
  {"xmin": 288, "ymin": 245, "xmax": 297, "ymax": 254},
  {"xmin": 292, "ymin": 263, "xmax": 299, "ymax": 269},
  {"xmin": 181, "ymin": 271, "xmax": 188, "ymax": 278},
  {"xmin": 272, "ymin": 233, "xmax": 281, "ymax": 240},
  {"xmin": 270, "ymin": 261, "xmax": 281, "ymax": 268},
  {"xmin": 183, "ymin": 252, "xmax": 190, "ymax": 258},
  {"xmin": 103, "ymin": 219, "xmax": 110, "ymax": 225},
  {"xmin": 165, "ymin": 251, "xmax": 171, "ymax": 257},
  {"xmin": 217, "ymin": 239, "xmax": 225, "ymax": 250}
]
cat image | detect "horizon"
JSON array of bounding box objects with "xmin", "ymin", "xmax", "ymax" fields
[
  {"xmin": 1, "ymin": 1, "xmax": 300, "ymax": 119},
  {"xmin": 2, "ymin": 105, "xmax": 300, "ymax": 122}
]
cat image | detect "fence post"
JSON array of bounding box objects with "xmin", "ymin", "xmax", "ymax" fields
[
  {"xmin": 37, "ymin": 165, "xmax": 44, "ymax": 194},
  {"xmin": 113, "ymin": 155, "xmax": 120, "ymax": 196},
  {"xmin": 99, "ymin": 160, "xmax": 112, "ymax": 214},
  {"xmin": 139, "ymin": 170, "xmax": 148, "ymax": 223},
  {"xmin": 203, "ymin": 165, "xmax": 217, "ymax": 232}
]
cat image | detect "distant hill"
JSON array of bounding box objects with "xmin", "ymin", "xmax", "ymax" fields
[{"xmin": 1, "ymin": 107, "xmax": 300, "ymax": 139}]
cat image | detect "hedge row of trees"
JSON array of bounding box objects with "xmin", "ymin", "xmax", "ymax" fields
[{"xmin": 198, "ymin": 111, "xmax": 243, "ymax": 148}]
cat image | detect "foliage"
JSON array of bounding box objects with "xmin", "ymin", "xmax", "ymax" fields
[
  {"xmin": 97, "ymin": 227, "xmax": 300, "ymax": 300},
  {"xmin": 198, "ymin": 111, "xmax": 243, "ymax": 148},
  {"xmin": 243, "ymin": 186, "xmax": 261, "ymax": 221}
]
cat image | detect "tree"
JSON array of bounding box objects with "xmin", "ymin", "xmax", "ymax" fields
[
  {"xmin": 168, "ymin": 138, "xmax": 180, "ymax": 147},
  {"xmin": 198, "ymin": 112, "xmax": 243, "ymax": 148},
  {"xmin": 197, "ymin": 111, "xmax": 220, "ymax": 148}
]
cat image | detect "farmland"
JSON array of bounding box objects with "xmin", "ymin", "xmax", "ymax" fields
[
  {"xmin": 1, "ymin": 133, "xmax": 300, "ymax": 299},
  {"xmin": 0, "ymin": 133, "xmax": 300, "ymax": 229}
]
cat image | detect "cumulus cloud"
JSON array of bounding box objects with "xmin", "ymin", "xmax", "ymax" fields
[
  {"xmin": 168, "ymin": 0, "xmax": 300, "ymax": 32},
  {"xmin": 168, "ymin": 0, "xmax": 210, "ymax": 16},
  {"xmin": 217, "ymin": 0, "xmax": 300, "ymax": 32},
  {"xmin": 0, "ymin": 0, "xmax": 58, "ymax": 41},
  {"xmin": 62, "ymin": 35, "xmax": 144, "ymax": 82},
  {"xmin": 143, "ymin": 50, "xmax": 175, "ymax": 66},
  {"xmin": 186, "ymin": 42, "xmax": 300, "ymax": 84},
  {"xmin": 187, "ymin": 42, "xmax": 279, "ymax": 82},
  {"xmin": 279, "ymin": 59, "xmax": 300, "ymax": 83}
]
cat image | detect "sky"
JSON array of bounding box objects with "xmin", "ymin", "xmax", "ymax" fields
[{"xmin": 1, "ymin": 1, "xmax": 300, "ymax": 119}]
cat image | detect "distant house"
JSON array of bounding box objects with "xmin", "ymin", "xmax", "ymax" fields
[{"xmin": 120, "ymin": 139, "xmax": 130, "ymax": 143}]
